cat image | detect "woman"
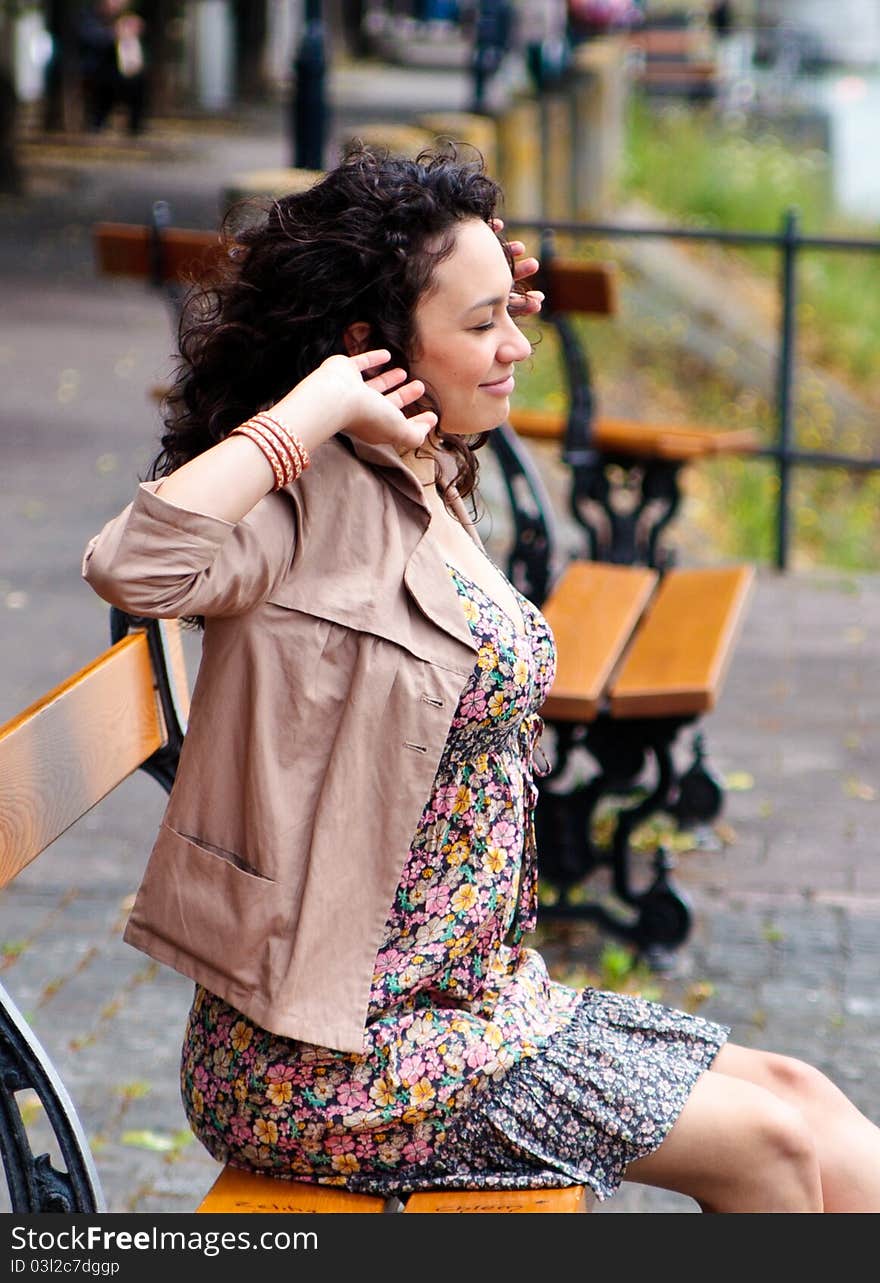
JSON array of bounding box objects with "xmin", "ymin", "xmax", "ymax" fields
[{"xmin": 83, "ymin": 146, "xmax": 880, "ymax": 1212}]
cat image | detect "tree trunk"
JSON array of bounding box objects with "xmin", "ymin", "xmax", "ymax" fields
[
  {"xmin": 0, "ymin": 57, "xmax": 20, "ymax": 194},
  {"xmin": 141, "ymin": 0, "xmax": 185, "ymax": 117},
  {"xmin": 43, "ymin": 0, "xmax": 81, "ymax": 132},
  {"xmin": 234, "ymin": 0, "xmax": 268, "ymax": 101}
]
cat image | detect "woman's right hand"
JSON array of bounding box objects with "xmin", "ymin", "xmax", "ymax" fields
[{"xmin": 273, "ymin": 350, "xmax": 437, "ymax": 453}]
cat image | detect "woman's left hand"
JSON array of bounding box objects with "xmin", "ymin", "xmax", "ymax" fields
[{"xmin": 491, "ymin": 217, "xmax": 544, "ymax": 319}]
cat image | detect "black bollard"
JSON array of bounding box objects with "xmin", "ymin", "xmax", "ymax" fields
[{"xmin": 291, "ymin": 0, "xmax": 327, "ymax": 171}]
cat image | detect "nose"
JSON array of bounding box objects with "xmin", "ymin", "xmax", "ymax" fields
[{"xmin": 499, "ymin": 314, "xmax": 533, "ymax": 364}]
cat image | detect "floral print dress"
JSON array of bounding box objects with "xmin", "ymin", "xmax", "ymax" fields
[{"xmin": 181, "ymin": 557, "xmax": 729, "ymax": 1201}]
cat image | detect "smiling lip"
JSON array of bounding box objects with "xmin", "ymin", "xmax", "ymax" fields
[{"xmin": 479, "ymin": 375, "xmax": 515, "ymax": 395}]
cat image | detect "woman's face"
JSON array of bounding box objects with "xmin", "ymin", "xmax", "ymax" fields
[{"xmin": 408, "ymin": 218, "xmax": 533, "ymax": 437}]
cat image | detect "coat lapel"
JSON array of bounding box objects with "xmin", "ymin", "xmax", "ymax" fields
[{"xmin": 342, "ymin": 434, "xmax": 479, "ymax": 657}]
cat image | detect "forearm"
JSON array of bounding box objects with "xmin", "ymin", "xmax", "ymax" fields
[{"xmin": 154, "ymin": 379, "xmax": 342, "ymax": 523}]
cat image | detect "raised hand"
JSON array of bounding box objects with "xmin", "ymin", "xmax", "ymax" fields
[
  {"xmin": 490, "ymin": 217, "xmax": 544, "ymax": 319},
  {"xmin": 274, "ymin": 350, "xmax": 437, "ymax": 453}
]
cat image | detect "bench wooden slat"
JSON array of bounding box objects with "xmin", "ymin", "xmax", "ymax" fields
[
  {"xmin": 403, "ymin": 1185, "xmax": 593, "ymax": 1213},
  {"xmin": 0, "ymin": 633, "xmax": 166, "ymax": 888},
  {"xmin": 629, "ymin": 31, "xmax": 709, "ymax": 56},
  {"xmin": 610, "ymin": 566, "xmax": 755, "ymax": 718},
  {"xmin": 94, "ymin": 223, "xmax": 223, "ymax": 283},
  {"xmin": 540, "ymin": 562, "xmax": 658, "ymax": 722},
  {"xmin": 509, "ymin": 409, "xmax": 759, "ymax": 459},
  {"xmin": 196, "ymin": 1166, "xmax": 387, "ymax": 1213},
  {"xmin": 538, "ymin": 260, "xmax": 619, "ymax": 317}
]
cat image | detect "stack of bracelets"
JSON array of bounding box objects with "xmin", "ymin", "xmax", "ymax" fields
[{"xmin": 229, "ymin": 411, "xmax": 311, "ymax": 490}]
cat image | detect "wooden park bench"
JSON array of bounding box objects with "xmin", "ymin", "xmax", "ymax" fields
[
  {"xmin": 626, "ymin": 22, "xmax": 721, "ymax": 100},
  {"xmin": 0, "ymin": 610, "xmax": 592, "ymax": 1215},
  {"xmin": 534, "ymin": 559, "xmax": 753, "ymax": 955}
]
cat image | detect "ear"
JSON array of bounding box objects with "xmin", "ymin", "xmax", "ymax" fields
[{"xmin": 342, "ymin": 321, "xmax": 372, "ymax": 356}]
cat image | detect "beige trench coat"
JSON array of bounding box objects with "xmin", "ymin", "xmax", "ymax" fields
[{"xmin": 82, "ymin": 435, "xmax": 482, "ymax": 1053}]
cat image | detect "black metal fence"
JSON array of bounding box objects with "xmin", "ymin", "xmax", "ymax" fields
[{"xmin": 510, "ymin": 211, "xmax": 880, "ymax": 570}]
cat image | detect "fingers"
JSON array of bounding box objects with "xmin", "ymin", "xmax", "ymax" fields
[
  {"xmin": 404, "ymin": 410, "xmax": 437, "ymax": 438},
  {"xmin": 386, "ymin": 377, "xmax": 426, "ymax": 409},
  {"xmin": 349, "ymin": 348, "xmax": 392, "ymax": 374},
  {"xmin": 508, "ymin": 289, "xmax": 544, "ymax": 317},
  {"xmin": 512, "ymin": 254, "xmax": 539, "ymax": 281},
  {"xmin": 364, "ymin": 366, "xmax": 407, "ymax": 393}
]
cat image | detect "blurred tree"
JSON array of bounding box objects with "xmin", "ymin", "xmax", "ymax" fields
[
  {"xmin": 140, "ymin": 0, "xmax": 182, "ymax": 117},
  {"xmin": 0, "ymin": 1, "xmax": 21, "ymax": 191},
  {"xmin": 43, "ymin": 0, "xmax": 81, "ymax": 131},
  {"xmin": 234, "ymin": 0, "xmax": 268, "ymax": 100}
]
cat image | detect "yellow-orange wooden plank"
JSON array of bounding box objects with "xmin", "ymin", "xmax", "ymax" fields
[
  {"xmin": 509, "ymin": 409, "xmax": 759, "ymax": 459},
  {"xmin": 610, "ymin": 566, "xmax": 755, "ymax": 718},
  {"xmin": 540, "ymin": 562, "xmax": 658, "ymax": 722},
  {"xmin": 0, "ymin": 635, "xmax": 165, "ymax": 888},
  {"xmin": 508, "ymin": 408, "xmax": 566, "ymax": 441},
  {"xmin": 403, "ymin": 1185, "xmax": 593, "ymax": 1213},
  {"xmin": 596, "ymin": 418, "xmax": 759, "ymax": 459},
  {"xmin": 196, "ymin": 1166, "xmax": 386, "ymax": 1213},
  {"xmin": 94, "ymin": 223, "xmax": 224, "ymax": 283}
]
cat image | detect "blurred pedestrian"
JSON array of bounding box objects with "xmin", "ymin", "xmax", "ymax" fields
[
  {"xmin": 514, "ymin": 0, "xmax": 569, "ymax": 91},
  {"xmin": 78, "ymin": 0, "xmax": 147, "ymax": 136}
]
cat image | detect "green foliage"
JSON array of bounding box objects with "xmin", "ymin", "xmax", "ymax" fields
[
  {"xmin": 513, "ymin": 101, "xmax": 880, "ymax": 570},
  {"xmin": 623, "ymin": 100, "xmax": 832, "ymax": 236}
]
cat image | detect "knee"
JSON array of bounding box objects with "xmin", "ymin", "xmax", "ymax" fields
[
  {"xmin": 761, "ymin": 1052, "xmax": 839, "ymax": 1113},
  {"xmin": 748, "ymin": 1096, "xmax": 822, "ymax": 1210}
]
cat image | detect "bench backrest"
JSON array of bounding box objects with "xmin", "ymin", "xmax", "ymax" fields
[
  {"xmin": 94, "ymin": 222, "xmax": 223, "ymax": 287},
  {"xmin": 0, "ymin": 612, "xmax": 189, "ymax": 1212}
]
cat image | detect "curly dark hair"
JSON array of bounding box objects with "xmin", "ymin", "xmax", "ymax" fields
[{"xmin": 147, "ymin": 143, "xmax": 526, "ymax": 515}]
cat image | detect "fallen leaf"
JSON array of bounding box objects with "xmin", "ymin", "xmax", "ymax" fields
[
  {"xmin": 115, "ymin": 1081, "xmax": 152, "ymax": 1101},
  {"xmin": 19, "ymin": 1092, "xmax": 43, "ymax": 1127},
  {"xmin": 121, "ymin": 1129, "xmax": 176, "ymax": 1153},
  {"xmin": 684, "ymin": 981, "xmax": 715, "ymax": 1011},
  {"xmin": 844, "ymin": 777, "xmax": 876, "ymax": 802},
  {"xmin": 723, "ymin": 771, "xmax": 754, "ymax": 791},
  {"xmin": 713, "ymin": 821, "xmax": 738, "ymax": 846}
]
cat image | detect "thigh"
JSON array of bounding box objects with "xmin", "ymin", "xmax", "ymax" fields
[{"xmin": 623, "ymin": 1066, "xmax": 801, "ymax": 1208}]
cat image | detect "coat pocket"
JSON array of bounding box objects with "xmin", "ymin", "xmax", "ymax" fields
[{"xmin": 126, "ymin": 823, "xmax": 292, "ymax": 996}]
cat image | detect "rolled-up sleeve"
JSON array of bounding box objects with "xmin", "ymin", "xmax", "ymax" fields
[{"xmin": 82, "ymin": 480, "xmax": 296, "ymax": 618}]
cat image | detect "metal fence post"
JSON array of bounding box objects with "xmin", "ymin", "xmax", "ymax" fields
[{"xmin": 775, "ymin": 208, "xmax": 799, "ymax": 571}]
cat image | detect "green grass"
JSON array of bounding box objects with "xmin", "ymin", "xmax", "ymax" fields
[{"xmin": 623, "ymin": 100, "xmax": 880, "ymax": 389}]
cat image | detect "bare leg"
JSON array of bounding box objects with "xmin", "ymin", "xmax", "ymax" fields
[
  {"xmin": 623, "ymin": 1067, "xmax": 823, "ymax": 1212},
  {"xmin": 711, "ymin": 1044, "xmax": 880, "ymax": 1212}
]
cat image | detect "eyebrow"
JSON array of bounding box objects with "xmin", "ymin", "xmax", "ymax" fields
[{"xmin": 464, "ymin": 295, "xmax": 506, "ymax": 314}]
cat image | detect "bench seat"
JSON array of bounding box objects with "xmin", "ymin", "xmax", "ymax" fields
[
  {"xmin": 610, "ymin": 565, "xmax": 755, "ymax": 718},
  {"xmin": 196, "ymin": 1164, "xmax": 592, "ymax": 1214},
  {"xmin": 540, "ymin": 561, "xmax": 754, "ymax": 724}
]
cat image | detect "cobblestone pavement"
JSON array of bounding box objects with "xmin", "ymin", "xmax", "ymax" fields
[{"xmin": 1, "ymin": 84, "xmax": 878, "ymax": 1215}]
